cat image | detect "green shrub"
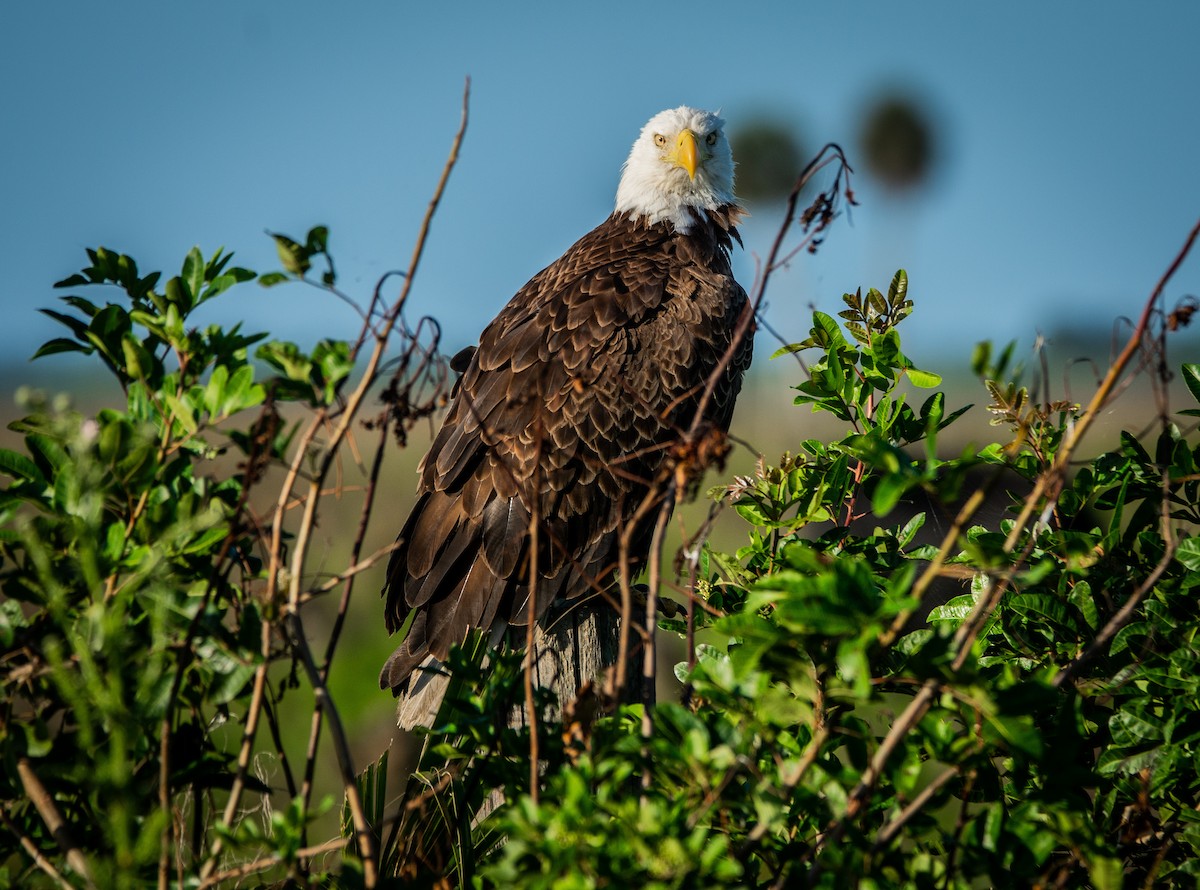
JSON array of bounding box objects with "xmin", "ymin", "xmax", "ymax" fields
[
  {"xmin": 2, "ymin": 124, "xmax": 1197, "ymax": 885},
  {"xmin": 403, "ymin": 269, "xmax": 1200, "ymax": 889}
]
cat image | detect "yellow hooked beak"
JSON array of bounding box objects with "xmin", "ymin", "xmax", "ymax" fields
[{"xmin": 670, "ymin": 129, "xmax": 699, "ymax": 180}]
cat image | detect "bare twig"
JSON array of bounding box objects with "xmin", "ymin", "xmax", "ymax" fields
[
  {"xmin": 1052, "ymin": 473, "xmax": 1179, "ymax": 689},
  {"xmin": 158, "ymin": 715, "xmax": 171, "ymax": 890},
  {"xmin": 1005, "ymin": 217, "xmax": 1200, "ymax": 552},
  {"xmin": 196, "ymin": 836, "xmax": 349, "ymax": 889},
  {"xmin": 641, "ymin": 496, "xmax": 674, "ymax": 792},
  {"xmin": 0, "ymin": 803, "xmax": 75, "ymax": 890},
  {"xmin": 16, "ymin": 757, "xmax": 94, "ymax": 887},
  {"xmin": 871, "ymin": 765, "xmax": 961, "ymax": 853},
  {"xmin": 202, "ymin": 80, "xmax": 471, "ymax": 887},
  {"xmin": 526, "ymin": 405, "xmax": 543, "ymax": 804},
  {"xmin": 284, "ymin": 612, "xmax": 378, "ymax": 878},
  {"xmin": 299, "ymin": 420, "xmax": 393, "ymax": 847},
  {"xmin": 688, "ymin": 145, "xmax": 853, "ymax": 442},
  {"xmin": 200, "ymin": 611, "xmax": 273, "ymax": 882}
]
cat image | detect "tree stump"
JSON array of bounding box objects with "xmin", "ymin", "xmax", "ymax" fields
[{"xmin": 395, "ymin": 597, "xmax": 637, "ymax": 732}]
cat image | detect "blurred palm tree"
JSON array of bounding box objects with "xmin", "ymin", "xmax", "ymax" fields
[
  {"xmin": 730, "ymin": 118, "xmax": 806, "ymax": 205},
  {"xmin": 858, "ymin": 94, "xmax": 935, "ymax": 191}
]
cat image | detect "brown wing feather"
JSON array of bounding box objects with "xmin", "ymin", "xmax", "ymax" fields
[{"xmin": 380, "ymin": 207, "xmax": 750, "ymax": 694}]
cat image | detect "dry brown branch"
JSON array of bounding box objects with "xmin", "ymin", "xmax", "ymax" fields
[
  {"xmin": 525, "ymin": 407, "xmax": 543, "ymax": 804},
  {"xmin": 298, "ymin": 421, "xmax": 395, "ymax": 851},
  {"xmin": 870, "ymin": 764, "xmax": 961, "ymax": 853},
  {"xmin": 302, "ymin": 541, "xmax": 403, "ymax": 599},
  {"xmin": 620, "ymin": 145, "xmax": 857, "ymax": 707},
  {"xmin": 286, "ymin": 80, "xmax": 469, "ymax": 885},
  {"xmin": 157, "ymin": 716, "xmax": 170, "ymax": 890},
  {"xmin": 199, "ymin": 609, "xmax": 273, "ymax": 883},
  {"xmin": 640, "ymin": 496, "xmax": 674, "ymax": 792},
  {"xmin": 1004, "ymin": 216, "xmax": 1200, "ymax": 552},
  {"xmin": 284, "ymin": 611, "xmax": 377, "ymax": 876},
  {"xmin": 1, "ymin": 801, "xmax": 75, "ymax": 890},
  {"xmin": 196, "ymin": 836, "xmax": 349, "ymax": 889},
  {"xmin": 875, "ymin": 470, "xmax": 1004, "ymax": 650},
  {"xmin": 689, "ymin": 145, "xmax": 853, "ymax": 443},
  {"xmin": 16, "ymin": 757, "xmax": 94, "ymax": 887},
  {"xmin": 200, "ymin": 80, "xmax": 470, "ymax": 887}
]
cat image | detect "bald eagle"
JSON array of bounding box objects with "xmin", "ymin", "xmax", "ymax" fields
[{"xmin": 380, "ymin": 106, "xmax": 751, "ymax": 694}]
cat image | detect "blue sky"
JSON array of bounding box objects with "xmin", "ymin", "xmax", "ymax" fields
[{"xmin": 3, "ymin": 2, "xmax": 1198, "ymax": 380}]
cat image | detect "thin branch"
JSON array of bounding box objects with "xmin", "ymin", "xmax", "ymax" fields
[
  {"xmin": 641, "ymin": 496, "xmax": 674, "ymax": 792},
  {"xmin": 871, "ymin": 765, "xmax": 960, "ymax": 852},
  {"xmin": 302, "ymin": 540, "xmax": 402, "ymax": 599},
  {"xmin": 688, "ymin": 145, "xmax": 853, "ymax": 441},
  {"xmin": 525, "ymin": 404, "xmax": 543, "ymax": 804},
  {"xmin": 284, "ymin": 612, "xmax": 378, "ymax": 881},
  {"xmin": 199, "ymin": 612, "xmax": 273, "ymax": 882},
  {"xmin": 1053, "ymin": 503, "xmax": 1179, "ymax": 689},
  {"xmin": 299, "ymin": 420, "xmax": 395, "ymax": 846},
  {"xmin": 158, "ymin": 715, "xmax": 171, "ymax": 890},
  {"xmin": 0, "ymin": 803, "xmax": 75, "ymax": 890},
  {"xmin": 615, "ymin": 485, "xmax": 669, "ymax": 695},
  {"xmin": 290, "ymin": 79, "xmax": 470, "ymax": 883},
  {"xmin": 16, "ymin": 757, "xmax": 94, "ymax": 888},
  {"xmin": 1004, "ymin": 217, "xmax": 1200, "ymax": 552},
  {"xmin": 196, "ymin": 836, "xmax": 349, "ymax": 889}
]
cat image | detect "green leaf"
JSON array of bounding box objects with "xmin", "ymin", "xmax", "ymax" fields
[
  {"xmin": 163, "ymin": 391, "xmax": 199, "ymax": 435},
  {"xmin": 121, "ymin": 333, "xmax": 154, "ymax": 382},
  {"xmin": 1068, "ymin": 581, "xmax": 1098, "ymax": 630},
  {"xmin": 1176, "ymin": 536, "xmax": 1200, "ymax": 572},
  {"xmin": 866, "ymin": 286, "xmax": 887, "ymax": 319},
  {"xmin": 872, "ymin": 327, "xmax": 900, "ymax": 368},
  {"xmin": 0, "ymin": 448, "xmax": 47, "ymax": 486},
  {"xmin": 164, "ymin": 276, "xmax": 191, "ymax": 313},
  {"xmin": 32, "ymin": 338, "xmax": 93, "ymax": 359},
  {"xmin": 40, "ymin": 307, "xmax": 90, "ymax": 340},
  {"xmin": 905, "ymin": 367, "xmax": 942, "ymax": 388},
  {"xmin": 982, "ymin": 712, "xmax": 1043, "ymax": 757},
  {"xmin": 887, "ymin": 268, "xmax": 908, "ymax": 308},
  {"xmin": 257, "ymin": 271, "xmax": 289, "ymax": 288},
  {"xmin": 1109, "ymin": 708, "xmax": 1163, "ymax": 746},
  {"xmin": 204, "ymin": 365, "xmax": 229, "ymax": 418},
  {"xmin": 1087, "ymin": 855, "xmax": 1124, "ymax": 890},
  {"xmin": 20, "ymin": 716, "xmax": 53, "ymax": 758},
  {"xmin": 1182, "ymin": 363, "xmax": 1200, "ymax": 405},
  {"xmin": 871, "ymin": 473, "xmax": 912, "ymax": 517},
  {"xmin": 306, "ymin": 225, "xmax": 329, "ymax": 254},
  {"xmin": 810, "ymin": 311, "xmax": 847, "ymax": 349},
  {"xmin": 257, "ymin": 340, "xmax": 313, "ymax": 382},
  {"xmin": 897, "ymin": 511, "xmax": 926, "ymax": 548},
  {"xmin": 221, "ymin": 364, "xmax": 265, "ymax": 415},
  {"xmin": 271, "ymin": 232, "xmax": 310, "ymax": 277},
  {"xmin": 772, "ymin": 340, "xmax": 811, "ymax": 359},
  {"xmin": 181, "ymin": 525, "xmax": 230, "ymax": 555},
  {"xmin": 182, "ymin": 246, "xmax": 205, "ymax": 304},
  {"xmin": 928, "ymin": 593, "xmax": 975, "ymax": 625},
  {"xmin": 61, "ymin": 295, "xmax": 100, "ymax": 317}
]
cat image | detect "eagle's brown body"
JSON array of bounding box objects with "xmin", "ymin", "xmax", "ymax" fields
[{"xmin": 380, "ymin": 203, "xmax": 751, "ymax": 694}]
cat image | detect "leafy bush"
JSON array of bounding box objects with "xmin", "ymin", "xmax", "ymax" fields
[
  {"xmin": 0, "ymin": 222, "xmax": 453, "ymax": 888},
  {"xmin": 2, "ymin": 97, "xmax": 1198, "ymax": 885},
  {"xmin": 398, "ymin": 265, "xmax": 1200, "ymax": 889}
]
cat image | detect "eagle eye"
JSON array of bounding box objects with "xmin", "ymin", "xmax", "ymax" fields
[
  {"xmin": 653, "ymin": 133, "xmax": 667, "ymax": 148},
  {"xmin": 706, "ymin": 132, "xmax": 719, "ymax": 147}
]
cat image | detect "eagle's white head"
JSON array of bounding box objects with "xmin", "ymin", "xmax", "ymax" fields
[{"xmin": 615, "ymin": 106, "xmax": 737, "ymax": 233}]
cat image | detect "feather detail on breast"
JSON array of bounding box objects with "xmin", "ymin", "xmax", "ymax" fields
[{"xmin": 381, "ymin": 192, "xmax": 750, "ymax": 697}]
